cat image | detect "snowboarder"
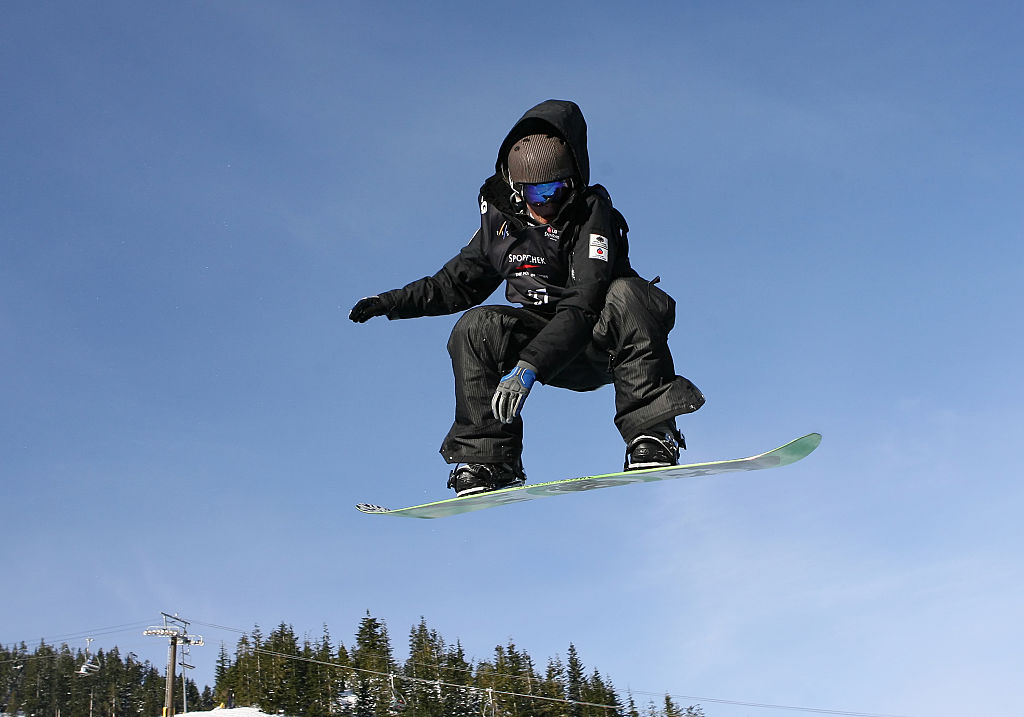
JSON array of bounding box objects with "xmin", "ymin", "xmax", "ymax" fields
[{"xmin": 349, "ymin": 99, "xmax": 704, "ymax": 496}]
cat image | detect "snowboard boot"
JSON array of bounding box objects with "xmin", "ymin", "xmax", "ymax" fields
[
  {"xmin": 447, "ymin": 460, "xmax": 526, "ymax": 497},
  {"xmin": 624, "ymin": 421, "xmax": 686, "ymax": 471}
]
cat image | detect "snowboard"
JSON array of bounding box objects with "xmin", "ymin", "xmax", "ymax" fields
[{"xmin": 356, "ymin": 432, "xmax": 821, "ymax": 519}]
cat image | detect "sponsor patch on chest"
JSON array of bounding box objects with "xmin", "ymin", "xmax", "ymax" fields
[{"xmin": 589, "ymin": 233, "xmax": 609, "ymax": 261}]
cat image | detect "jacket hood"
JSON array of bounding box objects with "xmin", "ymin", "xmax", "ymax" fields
[{"xmin": 495, "ymin": 99, "xmax": 590, "ymax": 187}]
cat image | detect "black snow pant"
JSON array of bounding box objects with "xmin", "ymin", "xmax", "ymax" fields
[{"xmin": 440, "ymin": 276, "xmax": 705, "ymax": 465}]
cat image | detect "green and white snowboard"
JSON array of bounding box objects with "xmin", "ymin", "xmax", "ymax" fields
[{"xmin": 356, "ymin": 432, "xmax": 821, "ymax": 519}]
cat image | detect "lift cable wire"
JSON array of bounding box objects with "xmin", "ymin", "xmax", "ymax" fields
[
  {"xmin": 181, "ymin": 618, "xmax": 914, "ymax": 717},
  {"xmin": 253, "ymin": 647, "xmax": 621, "ymax": 713},
  {"xmin": 627, "ymin": 688, "xmax": 908, "ymax": 717},
  {"xmin": 0, "ymin": 653, "xmax": 85, "ymax": 667},
  {"xmin": 0, "ymin": 617, "xmax": 909, "ymax": 717},
  {"xmin": 252, "ymin": 646, "xmax": 909, "ymax": 717},
  {"xmin": 394, "ymin": 656, "xmax": 910, "ymax": 717},
  {"xmin": 187, "ymin": 619, "xmax": 248, "ymax": 634},
  {"xmin": 1, "ymin": 620, "xmax": 155, "ymax": 649}
]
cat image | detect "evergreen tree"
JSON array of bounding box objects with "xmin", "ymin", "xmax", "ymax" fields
[
  {"xmin": 304, "ymin": 623, "xmax": 339, "ymax": 717},
  {"xmin": 21, "ymin": 640, "xmax": 56, "ymax": 717},
  {"xmin": 661, "ymin": 694, "xmax": 704, "ymax": 717},
  {"xmin": 140, "ymin": 662, "xmax": 166, "ymax": 717},
  {"xmin": 0, "ymin": 640, "xmax": 172, "ymax": 717},
  {"xmin": 335, "ymin": 640, "xmax": 356, "ymax": 716},
  {"xmin": 1, "ymin": 642, "xmax": 28, "ymax": 712},
  {"xmin": 261, "ymin": 622, "xmax": 302, "ymax": 715},
  {"xmin": 250, "ymin": 624, "xmax": 267, "ymax": 708},
  {"xmin": 474, "ymin": 656, "xmax": 497, "ymax": 716},
  {"xmin": 202, "ymin": 683, "xmax": 217, "ymax": 710},
  {"xmin": 351, "ymin": 611, "xmax": 397, "ymax": 717},
  {"xmin": 583, "ymin": 668, "xmax": 622, "ymax": 717},
  {"xmin": 214, "ymin": 641, "xmax": 232, "ymax": 703},
  {"xmin": 440, "ymin": 640, "xmax": 476, "ymax": 717},
  {"xmin": 535, "ymin": 656, "xmax": 568, "ymax": 717},
  {"xmin": 404, "ymin": 618, "xmax": 449, "ymax": 717},
  {"xmin": 625, "ymin": 691, "xmax": 641, "ymax": 717},
  {"xmin": 119, "ymin": 648, "xmax": 153, "ymax": 717},
  {"xmin": 100, "ymin": 646, "xmax": 124, "ymax": 717},
  {"xmin": 227, "ymin": 633, "xmax": 255, "ymax": 707},
  {"xmin": 1, "ymin": 613, "xmax": 706, "ymax": 717},
  {"xmin": 566, "ymin": 644, "xmax": 586, "ymax": 717},
  {"xmin": 487, "ymin": 640, "xmax": 539, "ymax": 717},
  {"xmin": 176, "ymin": 677, "xmax": 203, "ymax": 714}
]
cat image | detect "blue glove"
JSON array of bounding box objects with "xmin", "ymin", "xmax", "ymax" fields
[{"xmin": 491, "ymin": 361, "xmax": 538, "ymax": 424}]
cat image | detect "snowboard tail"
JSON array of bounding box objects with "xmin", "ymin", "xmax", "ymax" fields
[{"xmin": 356, "ymin": 433, "xmax": 821, "ymax": 519}]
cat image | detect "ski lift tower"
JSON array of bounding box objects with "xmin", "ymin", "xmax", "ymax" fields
[
  {"xmin": 179, "ymin": 636, "xmax": 197, "ymax": 714},
  {"xmin": 144, "ymin": 614, "xmax": 203, "ymax": 717}
]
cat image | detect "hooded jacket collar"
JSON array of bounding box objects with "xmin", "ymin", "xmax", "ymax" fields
[
  {"xmin": 481, "ymin": 100, "xmax": 590, "ymax": 220},
  {"xmin": 495, "ymin": 99, "xmax": 590, "ymax": 186}
]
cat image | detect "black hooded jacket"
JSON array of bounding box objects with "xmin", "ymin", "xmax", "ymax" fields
[{"xmin": 379, "ymin": 100, "xmax": 639, "ymax": 381}]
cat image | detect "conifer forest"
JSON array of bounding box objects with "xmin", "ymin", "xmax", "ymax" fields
[{"xmin": 1, "ymin": 613, "xmax": 704, "ymax": 717}]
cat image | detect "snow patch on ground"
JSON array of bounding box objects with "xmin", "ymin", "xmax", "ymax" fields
[{"xmin": 180, "ymin": 709, "xmax": 275, "ymax": 717}]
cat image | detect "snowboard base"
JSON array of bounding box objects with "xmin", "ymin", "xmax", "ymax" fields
[{"xmin": 356, "ymin": 433, "xmax": 821, "ymax": 519}]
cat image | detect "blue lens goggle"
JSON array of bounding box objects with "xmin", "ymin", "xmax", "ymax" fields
[{"xmin": 519, "ymin": 178, "xmax": 573, "ymax": 206}]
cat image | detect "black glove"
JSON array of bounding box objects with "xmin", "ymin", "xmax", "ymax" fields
[{"xmin": 349, "ymin": 295, "xmax": 388, "ymax": 323}]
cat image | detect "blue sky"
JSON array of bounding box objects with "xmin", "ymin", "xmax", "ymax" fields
[{"xmin": 2, "ymin": 2, "xmax": 1022, "ymax": 715}]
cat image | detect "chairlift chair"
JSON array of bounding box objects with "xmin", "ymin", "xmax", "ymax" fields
[
  {"xmin": 77, "ymin": 638, "xmax": 100, "ymax": 676},
  {"xmin": 387, "ymin": 674, "xmax": 407, "ymax": 715},
  {"xmin": 77, "ymin": 660, "xmax": 100, "ymax": 676}
]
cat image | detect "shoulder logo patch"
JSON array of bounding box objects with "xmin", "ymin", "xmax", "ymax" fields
[{"xmin": 589, "ymin": 233, "xmax": 609, "ymax": 262}]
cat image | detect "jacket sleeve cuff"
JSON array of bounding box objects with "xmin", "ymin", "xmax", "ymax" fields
[{"xmin": 377, "ymin": 290, "xmax": 400, "ymax": 319}]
